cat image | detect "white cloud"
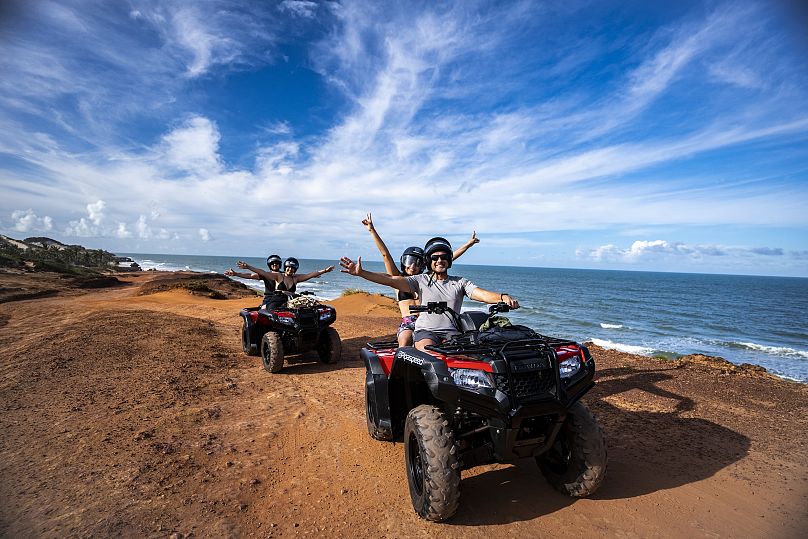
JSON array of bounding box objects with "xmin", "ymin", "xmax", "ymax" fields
[
  {"xmin": 87, "ymin": 200, "xmax": 105, "ymax": 225},
  {"xmin": 65, "ymin": 217, "xmax": 97, "ymax": 237},
  {"xmin": 279, "ymin": 1, "xmax": 319, "ymax": 19},
  {"xmin": 577, "ymin": 240, "xmax": 793, "ymax": 264},
  {"xmin": 136, "ymin": 215, "xmax": 151, "ymax": 239},
  {"xmin": 199, "ymin": 228, "xmax": 211, "ymax": 241},
  {"xmin": 12, "ymin": 209, "xmax": 53, "ymax": 233},
  {"xmin": 116, "ymin": 222, "xmax": 132, "ymax": 238},
  {"xmin": 161, "ymin": 116, "xmax": 222, "ymax": 175}
]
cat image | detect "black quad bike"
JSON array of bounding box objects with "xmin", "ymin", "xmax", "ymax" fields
[
  {"xmin": 239, "ymin": 291, "xmax": 341, "ymax": 373},
  {"xmin": 362, "ymin": 301, "xmax": 607, "ymax": 522}
]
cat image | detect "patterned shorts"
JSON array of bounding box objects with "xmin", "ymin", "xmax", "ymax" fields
[{"xmin": 397, "ymin": 315, "xmax": 418, "ymax": 336}]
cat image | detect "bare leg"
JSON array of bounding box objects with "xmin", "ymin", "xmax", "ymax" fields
[
  {"xmin": 397, "ymin": 329, "xmax": 414, "ymax": 347},
  {"xmin": 415, "ymin": 338, "xmax": 436, "ymax": 352}
]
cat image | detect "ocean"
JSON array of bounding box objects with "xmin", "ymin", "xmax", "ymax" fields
[{"xmin": 122, "ymin": 253, "xmax": 808, "ymax": 383}]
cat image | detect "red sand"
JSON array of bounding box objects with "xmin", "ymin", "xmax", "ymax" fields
[{"xmin": 1, "ymin": 270, "xmax": 806, "ymax": 538}]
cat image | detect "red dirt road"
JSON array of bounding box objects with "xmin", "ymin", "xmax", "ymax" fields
[{"xmin": 1, "ymin": 271, "xmax": 806, "ymax": 538}]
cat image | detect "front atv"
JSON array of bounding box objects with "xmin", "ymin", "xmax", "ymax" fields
[
  {"xmin": 361, "ymin": 302, "xmax": 606, "ymax": 521},
  {"xmin": 239, "ymin": 292, "xmax": 341, "ymax": 372}
]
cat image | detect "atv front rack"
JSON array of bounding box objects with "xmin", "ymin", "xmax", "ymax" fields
[{"xmin": 425, "ymin": 334, "xmax": 578, "ymax": 358}]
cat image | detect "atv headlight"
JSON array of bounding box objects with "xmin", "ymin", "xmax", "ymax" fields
[
  {"xmin": 277, "ymin": 316, "xmax": 295, "ymax": 325},
  {"xmin": 450, "ymin": 368, "xmax": 494, "ymax": 390},
  {"xmin": 559, "ymin": 356, "xmax": 581, "ymax": 378}
]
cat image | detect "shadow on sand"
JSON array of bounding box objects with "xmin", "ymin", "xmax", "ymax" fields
[
  {"xmin": 448, "ymin": 365, "xmax": 750, "ymax": 526},
  {"xmin": 260, "ymin": 334, "xmax": 381, "ymax": 374}
]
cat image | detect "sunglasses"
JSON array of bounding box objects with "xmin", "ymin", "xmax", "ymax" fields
[{"xmin": 430, "ymin": 253, "xmax": 450, "ymax": 262}]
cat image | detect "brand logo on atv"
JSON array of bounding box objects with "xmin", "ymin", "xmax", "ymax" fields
[
  {"xmin": 511, "ymin": 357, "xmax": 550, "ymax": 372},
  {"xmin": 396, "ymin": 350, "xmax": 425, "ymax": 366}
]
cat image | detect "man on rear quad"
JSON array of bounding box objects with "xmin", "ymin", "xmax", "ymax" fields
[{"xmin": 340, "ymin": 236, "xmax": 519, "ymax": 351}]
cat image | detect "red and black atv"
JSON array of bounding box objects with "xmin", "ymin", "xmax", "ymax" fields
[
  {"xmin": 362, "ymin": 301, "xmax": 607, "ymax": 522},
  {"xmin": 240, "ymin": 291, "xmax": 341, "ymax": 372}
]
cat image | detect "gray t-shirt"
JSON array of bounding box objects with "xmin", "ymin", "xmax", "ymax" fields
[{"xmin": 405, "ymin": 274, "xmax": 479, "ymax": 332}]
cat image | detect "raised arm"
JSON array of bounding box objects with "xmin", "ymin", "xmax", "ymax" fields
[
  {"xmin": 469, "ymin": 286, "xmax": 519, "ymax": 309},
  {"xmin": 224, "ymin": 268, "xmax": 260, "ymax": 280},
  {"xmin": 362, "ymin": 213, "xmax": 400, "ymax": 276},
  {"xmin": 294, "ymin": 265, "xmax": 335, "ymax": 284},
  {"xmin": 236, "ymin": 261, "xmax": 282, "ymax": 281},
  {"xmin": 453, "ymin": 231, "xmax": 480, "ymax": 261},
  {"xmin": 340, "ymin": 256, "xmax": 412, "ymax": 293}
]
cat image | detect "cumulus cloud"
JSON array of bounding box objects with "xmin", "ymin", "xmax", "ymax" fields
[
  {"xmin": 11, "ymin": 209, "xmax": 53, "ymax": 232},
  {"xmin": 136, "ymin": 215, "xmax": 151, "ymax": 239},
  {"xmin": 64, "ymin": 218, "xmax": 97, "ymax": 237},
  {"xmin": 161, "ymin": 116, "xmax": 222, "ymax": 175},
  {"xmin": 199, "ymin": 228, "xmax": 211, "ymax": 241},
  {"xmin": 116, "ymin": 222, "xmax": 132, "ymax": 238},
  {"xmin": 86, "ymin": 200, "xmax": 105, "ymax": 225}
]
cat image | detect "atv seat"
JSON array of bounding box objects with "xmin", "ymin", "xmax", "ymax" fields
[{"xmin": 458, "ymin": 311, "xmax": 490, "ymax": 332}]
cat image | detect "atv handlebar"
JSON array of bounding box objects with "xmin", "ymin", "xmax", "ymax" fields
[
  {"xmin": 408, "ymin": 301, "xmax": 512, "ymax": 332},
  {"xmin": 408, "ymin": 301, "xmax": 511, "ymax": 315}
]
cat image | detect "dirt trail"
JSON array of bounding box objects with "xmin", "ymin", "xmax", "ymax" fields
[{"xmin": 1, "ymin": 272, "xmax": 806, "ymax": 538}]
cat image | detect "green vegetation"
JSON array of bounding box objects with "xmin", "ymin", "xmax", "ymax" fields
[
  {"xmin": 341, "ymin": 288, "xmax": 368, "ymax": 296},
  {"xmin": 0, "ymin": 234, "xmax": 122, "ymax": 276}
]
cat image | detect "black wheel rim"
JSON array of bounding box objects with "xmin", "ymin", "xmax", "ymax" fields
[
  {"xmin": 407, "ymin": 432, "xmax": 424, "ymax": 496},
  {"xmin": 544, "ymin": 434, "xmax": 572, "ymax": 474}
]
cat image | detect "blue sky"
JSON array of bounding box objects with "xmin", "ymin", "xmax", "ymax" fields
[{"xmin": 1, "ymin": 0, "xmax": 807, "ymax": 276}]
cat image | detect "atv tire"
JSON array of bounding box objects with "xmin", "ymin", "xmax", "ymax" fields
[
  {"xmin": 261, "ymin": 332, "xmax": 284, "ymax": 373},
  {"xmin": 317, "ymin": 327, "xmax": 341, "ymax": 364},
  {"xmin": 537, "ymin": 400, "xmax": 607, "ymax": 497},
  {"xmin": 241, "ymin": 318, "xmax": 258, "ymax": 356},
  {"xmin": 365, "ymin": 378, "xmax": 392, "ymax": 441},
  {"xmin": 404, "ymin": 405, "xmax": 460, "ymax": 522}
]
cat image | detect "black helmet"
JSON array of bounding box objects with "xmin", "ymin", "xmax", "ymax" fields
[
  {"xmin": 284, "ymin": 257, "xmax": 299, "ymax": 271},
  {"xmin": 400, "ymin": 246, "xmax": 424, "ymax": 273},
  {"xmin": 266, "ymin": 254, "xmax": 282, "ymax": 268},
  {"xmin": 424, "ymin": 237, "xmax": 453, "ymax": 268}
]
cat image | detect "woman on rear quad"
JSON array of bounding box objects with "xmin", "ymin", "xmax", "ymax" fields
[
  {"xmin": 361, "ymin": 213, "xmax": 480, "ymax": 347},
  {"xmin": 225, "ymin": 254, "xmax": 283, "ymax": 308},
  {"xmin": 235, "ymin": 257, "xmax": 334, "ymax": 310},
  {"xmin": 340, "ymin": 236, "xmax": 518, "ymax": 351}
]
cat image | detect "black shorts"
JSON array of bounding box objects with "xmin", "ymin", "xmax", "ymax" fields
[{"xmin": 412, "ymin": 329, "xmax": 458, "ymax": 345}]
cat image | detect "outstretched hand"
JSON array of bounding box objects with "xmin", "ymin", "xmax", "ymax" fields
[
  {"xmin": 361, "ymin": 213, "xmax": 375, "ymax": 232},
  {"xmin": 322, "ymin": 265, "xmax": 335, "ymax": 274},
  {"xmin": 339, "ymin": 256, "xmax": 362, "ymax": 275},
  {"xmin": 469, "ymin": 231, "xmax": 480, "ymax": 244},
  {"xmin": 237, "ymin": 260, "xmax": 249, "ymax": 269},
  {"xmin": 224, "ymin": 269, "xmax": 236, "ymax": 276}
]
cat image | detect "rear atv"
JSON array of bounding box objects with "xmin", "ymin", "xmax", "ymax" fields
[{"xmin": 240, "ymin": 292, "xmax": 341, "ymax": 373}]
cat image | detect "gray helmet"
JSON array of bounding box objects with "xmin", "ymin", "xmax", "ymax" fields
[
  {"xmin": 400, "ymin": 246, "xmax": 425, "ymax": 273},
  {"xmin": 284, "ymin": 257, "xmax": 299, "ymax": 271},
  {"xmin": 266, "ymin": 254, "xmax": 282, "ymax": 269},
  {"xmin": 423, "ymin": 237, "xmax": 453, "ymax": 268}
]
